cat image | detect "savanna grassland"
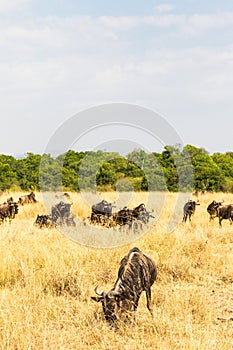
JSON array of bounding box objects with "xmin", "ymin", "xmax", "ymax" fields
[{"xmin": 0, "ymin": 191, "xmax": 233, "ymax": 350}]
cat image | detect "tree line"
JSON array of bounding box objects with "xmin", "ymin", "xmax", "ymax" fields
[{"xmin": 0, "ymin": 145, "xmax": 233, "ymax": 192}]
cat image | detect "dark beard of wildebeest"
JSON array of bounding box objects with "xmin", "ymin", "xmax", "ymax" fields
[
  {"xmin": 91, "ymin": 247, "xmax": 157, "ymax": 326},
  {"xmin": 182, "ymin": 200, "xmax": 200, "ymax": 223},
  {"xmin": 0, "ymin": 202, "xmax": 18, "ymax": 224},
  {"xmin": 216, "ymin": 204, "xmax": 233, "ymax": 227},
  {"xmin": 207, "ymin": 200, "xmax": 223, "ymax": 221},
  {"xmin": 18, "ymin": 192, "xmax": 37, "ymax": 205}
]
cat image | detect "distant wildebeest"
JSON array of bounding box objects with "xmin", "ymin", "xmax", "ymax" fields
[
  {"xmin": 51, "ymin": 201, "xmax": 75, "ymax": 226},
  {"xmin": 0, "ymin": 201, "xmax": 18, "ymax": 224},
  {"xmin": 55, "ymin": 192, "xmax": 71, "ymax": 201},
  {"xmin": 182, "ymin": 200, "xmax": 200, "ymax": 223},
  {"xmin": 113, "ymin": 206, "xmax": 132, "ymax": 227},
  {"xmin": 7, "ymin": 197, "xmax": 14, "ymax": 204},
  {"xmin": 34, "ymin": 214, "xmax": 54, "ymax": 229},
  {"xmin": 91, "ymin": 200, "xmax": 115, "ymax": 225},
  {"xmin": 132, "ymin": 203, "xmax": 155, "ymax": 224},
  {"xmin": 207, "ymin": 200, "xmax": 223, "ymax": 221},
  {"xmin": 18, "ymin": 192, "xmax": 37, "ymax": 205},
  {"xmin": 91, "ymin": 247, "xmax": 157, "ymax": 326},
  {"xmin": 217, "ymin": 204, "xmax": 233, "ymax": 227}
]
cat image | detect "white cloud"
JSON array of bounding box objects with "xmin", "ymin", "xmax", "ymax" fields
[
  {"xmin": 0, "ymin": 0, "xmax": 30, "ymax": 13},
  {"xmin": 0, "ymin": 10, "xmax": 233, "ymax": 154},
  {"xmin": 1, "ymin": 12, "xmax": 233, "ymax": 92},
  {"xmin": 99, "ymin": 11, "xmax": 233, "ymax": 35},
  {"xmin": 99, "ymin": 14, "xmax": 185, "ymax": 30},
  {"xmin": 154, "ymin": 4, "xmax": 175, "ymax": 14}
]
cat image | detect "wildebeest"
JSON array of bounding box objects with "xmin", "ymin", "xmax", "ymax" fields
[
  {"xmin": 18, "ymin": 192, "xmax": 37, "ymax": 205},
  {"xmin": 51, "ymin": 201, "xmax": 75, "ymax": 226},
  {"xmin": 91, "ymin": 200, "xmax": 115, "ymax": 225},
  {"xmin": 132, "ymin": 203, "xmax": 154, "ymax": 224},
  {"xmin": 182, "ymin": 200, "xmax": 200, "ymax": 223},
  {"xmin": 55, "ymin": 192, "xmax": 71, "ymax": 201},
  {"xmin": 113, "ymin": 206, "xmax": 132, "ymax": 227},
  {"xmin": 112, "ymin": 204, "xmax": 153, "ymax": 228},
  {"xmin": 34, "ymin": 214, "xmax": 54, "ymax": 228},
  {"xmin": 0, "ymin": 202, "xmax": 18, "ymax": 224},
  {"xmin": 7, "ymin": 197, "xmax": 14, "ymax": 204},
  {"xmin": 217, "ymin": 204, "xmax": 233, "ymax": 227},
  {"xmin": 207, "ymin": 200, "xmax": 223, "ymax": 221},
  {"xmin": 91, "ymin": 247, "xmax": 157, "ymax": 325}
]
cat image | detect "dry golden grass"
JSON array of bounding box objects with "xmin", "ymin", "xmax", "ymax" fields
[{"xmin": 0, "ymin": 191, "xmax": 233, "ymax": 349}]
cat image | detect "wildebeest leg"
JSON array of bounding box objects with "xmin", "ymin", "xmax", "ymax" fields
[
  {"xmin": 219, "ymin": 217, "xmax": 222, "ymax": 227},
  {"xmin": 133, "ymin": 296, "xmax": 140, "ymax": 312},
  {"xmin": 145, "ymin": 288, "xmax": 153, "ymax": 317}
]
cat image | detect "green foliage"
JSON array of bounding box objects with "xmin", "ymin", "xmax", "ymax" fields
[
  {"xmin": 0, "ymin": 155, "xmax": 18, "ymax": 191},
  {"xmin": 0, "ymin": 145, "xmax": 232, "ymax": 192},
  {"xmin": 16, "ymin": 153, "xmax": 41, "ymax": 190},
  {"xmin": 184, "ymin": 145, "xmax": 224, "ymax": 191}
]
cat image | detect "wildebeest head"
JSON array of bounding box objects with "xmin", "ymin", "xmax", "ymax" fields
[
  {"xmin": 9, "ymin": 202, "xmax": 18, "ymax": 219},
  {"xmin": 92, "ymin": 200, "xmax": 115, "ymax": 216},
  {"xmin": 29, "ymin": 192, "xmax": 37, "ymax": 202},
  {"xmin": 207, "ymin": 200, "xmax": 223, "ymax": 220},
  {"xmin": 91, "ymin": 287, "xmax": 121, "ymax": 324},
  {"xmin": 7, "ymin": 197, "xmax": 14, "ymax": 204}
]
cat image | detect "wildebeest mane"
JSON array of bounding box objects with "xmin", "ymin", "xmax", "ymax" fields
[{"xmin": 115, "ymin": 247, "xmax": 156, "ymax": 296}]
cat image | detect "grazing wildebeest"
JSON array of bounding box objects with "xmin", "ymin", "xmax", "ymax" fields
[
  {"xmin": 217, "ymin": 204, "xmax": 233, "ymax": 227},
  {"xmin": 18, "ymin": 192, "xmax": 37, "ymax": 205},
  {"xmin": 91, "ymin": 247, "xmax": 157, "ymax": 325},
  {"xmin": 207, "ymin": 200, "xmax": 223, "ymax": 221},
  {"xmin": 182, "ymin": 200, "xmax": 200, "ymax": 223},
  {"xmin": 51, "ymin": 201, "xmax": 75, "ymax": 226},
  {"xmin": 34, "ymin": 215, "xmax": 54, "ymax": 228},
  {"xmin": 91, "ymin": 200, "xmax": 115, "ymax": 225},
  {"xmin": 0, "ymin": 202, "xmax": 18, "ymax": 224}
]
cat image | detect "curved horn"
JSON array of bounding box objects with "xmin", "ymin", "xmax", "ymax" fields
[
  {"xmin": 94, "ymin": 286, "xmax": 104, "ymax": 296},
  {"xmin": 109, "ymin": 286, "xmax": 125, "ymax": 298}
]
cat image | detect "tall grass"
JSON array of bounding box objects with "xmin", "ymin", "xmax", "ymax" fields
[{"xmin": 0, "ymin": 191, "xmax": 232, "ymax": 349}]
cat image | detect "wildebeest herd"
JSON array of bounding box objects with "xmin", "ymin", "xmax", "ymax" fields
[
  {"xmin": 181, "ymin": 199, "xmax": 233, "ymax": 227},
  {"xmin": 0, "ymin": 192, "xmax": 233, "ymax": 327},
  {"xmin": 0, "ymin": 192, "xmax": 233, "ymax": 229},
  {"xmin": 88, "ymin": 200, "xmax": 155, "ymax": 231},
  {"xmin": 35, "ymin": 201, "xmax": 76, "ymax": 228},
  {"xmin": 0, "ymin": 192, "xmax": 36, "ymax": 224}
]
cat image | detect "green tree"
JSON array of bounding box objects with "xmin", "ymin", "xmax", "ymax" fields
[
  {"xmin": 0, "ymin": 162, "xmax": 17, "ymax": 191},
  {"xmin": 16, "ymin": 153, "xmax": 41, "ymax": 190},
  {"xmin": 184, "ymin": 145, "xmax": 224, "ymax": 192}
]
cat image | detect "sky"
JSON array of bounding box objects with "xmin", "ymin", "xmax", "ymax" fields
[{"xmin": 1, "ymin": 0, "xmax": 233, "ymax": 156}]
